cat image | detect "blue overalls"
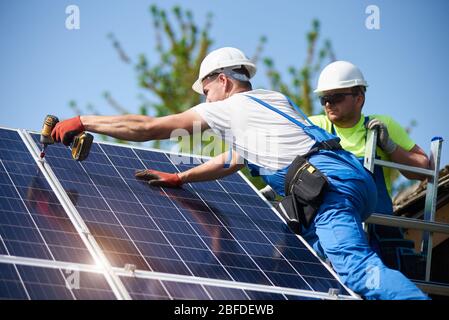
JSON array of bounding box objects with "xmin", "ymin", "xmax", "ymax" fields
[
  {"xmin": 331, "ymin": 120, "xmax": 404, "ymax": 256},
  {"xmin": 244, "ymin": 95, "xmax": 428, "ymax": 300}
]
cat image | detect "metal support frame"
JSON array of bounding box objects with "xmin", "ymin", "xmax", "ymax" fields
[
  {"xmin": 112, "ymin": 267, "xmax": 357, "ymax": 300},
  {"xmin": 364, "ymin": 129, "xmax": 444, "ymax": 282},
  {"xmin": 0, "ymin": 254, "xmax": 358, "ymax": 300}
]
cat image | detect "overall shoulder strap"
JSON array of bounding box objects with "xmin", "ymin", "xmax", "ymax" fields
[
  {"xmin": 245, "ymin": 95, "xmax": 309, "ymax": 129},
  {"xmin": 283, "ymin": 95, "xmax": 315, "ymax": 126},
  {"xmin": 245, "ymin": 94, "xmax": 340, "ymax": 146}
]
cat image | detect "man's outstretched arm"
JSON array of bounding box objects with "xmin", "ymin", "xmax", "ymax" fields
[{"xmin": 52, "ymin": 109, "xmax": 207, "ymax": 144}]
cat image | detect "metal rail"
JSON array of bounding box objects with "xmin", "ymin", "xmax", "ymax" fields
[
  {"xmin": 366, "ymin": 214, "xmax": 449, "ymax": 234},
  {"xmin": 364, "ymin": 129, "xmax": 444, "ymax": 282}
]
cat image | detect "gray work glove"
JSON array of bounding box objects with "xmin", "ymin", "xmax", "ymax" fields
[{"xmin": 365, "ymin": 118, "xmax": 397, "ymax": 154}]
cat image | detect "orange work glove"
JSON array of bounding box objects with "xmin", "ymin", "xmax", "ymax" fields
[
  {"xmin": 51, "ymin": 116, "xmax": 85, "ymax": 146},
  {"xmin": 135, "ymin": 169, "xmax": 183, "ymax": 188}
]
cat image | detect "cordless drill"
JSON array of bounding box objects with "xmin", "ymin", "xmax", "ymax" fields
[
  {"xmin": 39, "ymin": 114, "xmax": 93, "ymax": 161},
  {"xmin": 40, "ymin": 115, "xmax": 59, "ymax": 159}
]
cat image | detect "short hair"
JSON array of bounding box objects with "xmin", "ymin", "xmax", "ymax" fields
[
  {"xmin": 230, "ymin": 66, "xmax": 252, "ymax": 90},
  {"xmin": 351, "ymin": 86, "xmax": 367, "ymax": 108}
]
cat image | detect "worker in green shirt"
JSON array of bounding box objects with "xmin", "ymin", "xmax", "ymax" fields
[
  {"xmin": 309, "ymin": 60, "xmax": 430, "ymax": 256},
  {"xmin": 310, "ymin": 60, "xmax": 429, "ymax": 214}
]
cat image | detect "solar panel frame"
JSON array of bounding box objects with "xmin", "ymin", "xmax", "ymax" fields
[{"xmin": 0, "ymin": 127, "xmax": 360, "ymax": 300}]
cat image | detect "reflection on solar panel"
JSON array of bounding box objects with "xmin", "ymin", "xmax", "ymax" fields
[{"xmin": 0, "ymin": 127, "xmax": 358, "ymax": 300}]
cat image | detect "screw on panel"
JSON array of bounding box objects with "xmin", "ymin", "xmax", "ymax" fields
[
  {"xmin": 328, "ymin": 288, "xmax": 340, "ymax": 299},
  {"xmin": 124, "ymin": 263, "xmax": 137, "ymax": 275}
]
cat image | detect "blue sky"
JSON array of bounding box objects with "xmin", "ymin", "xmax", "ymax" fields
[{"xmin": 1, "ymin": 0, "xmax": 448, "ymax": 165}]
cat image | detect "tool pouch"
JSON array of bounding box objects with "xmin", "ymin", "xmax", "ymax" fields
[{"xmin": 276, "ymin": 155, "xmax": 328, "ymax": 234}]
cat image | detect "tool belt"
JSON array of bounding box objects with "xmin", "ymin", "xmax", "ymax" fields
[{"xmin": 276, "ymin": 139, "xmax": 341, "ymax": 234}]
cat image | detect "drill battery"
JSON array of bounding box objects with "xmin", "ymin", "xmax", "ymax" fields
[{"xmin": 71, "ymin": 132, "xmax": 93, "ymax": 161}]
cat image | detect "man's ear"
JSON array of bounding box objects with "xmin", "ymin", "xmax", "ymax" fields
[
  {"xmin": 219, "ymin": 74, "xmax": 233, "ymax": 92},
  {"xmin": 218, "ymin": 73, "xmax": 227, "ymax": 85},
  {"xmin": 357, "ymin": 94, "xmax": 365, "ymax": 109}
]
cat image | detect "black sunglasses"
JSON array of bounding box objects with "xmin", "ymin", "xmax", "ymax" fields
[{"xmin": 319, "ymin": 93, "xmax": 357, "ymax": 106}]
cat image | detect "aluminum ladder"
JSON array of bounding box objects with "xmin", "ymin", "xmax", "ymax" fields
[{"xmin": 364, "ymin": 128, "xmax": 448, "ymax": 295}]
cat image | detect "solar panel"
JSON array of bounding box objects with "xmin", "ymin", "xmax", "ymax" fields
[
  {"xmin": 0, "ymin": 127, "xmax": 358, "ymax": 300},
  {"xmin": 0, "ymin": 128, "xmax": 122, "ymax": 299},
  {"xmin": 0, "ymin": 129, "xmax": 96, "ymax": 264}
]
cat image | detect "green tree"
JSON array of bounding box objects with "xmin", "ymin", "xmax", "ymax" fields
[{"xmin": 263, "ymin": 19, "xmax": 336, "ymax": 116}]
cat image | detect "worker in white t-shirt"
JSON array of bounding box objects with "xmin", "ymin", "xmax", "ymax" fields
[{"xmin": 51, "ymin": 47, "xmax": 428, "ymax": 300}]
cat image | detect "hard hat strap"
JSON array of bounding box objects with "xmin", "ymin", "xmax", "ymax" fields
[{"xmin": 205, "ymin": 66, "xmax": 250, "ymax": 83}]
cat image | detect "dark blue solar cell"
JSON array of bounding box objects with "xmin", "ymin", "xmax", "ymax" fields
[
  {"xmin": 163, "ymin": 232, "xmax": 208, "ymax": 250},
  {"xmin": 226, "ymin": 267, "xmax": 272, "ymax": 285},
  {"xmin": 276, "ymin": 245, "xmax": 321, "ymax": 264},
  {"xmin": 186, "ymin": 262, "xmax": 233, "ymax": 280},
  {"xmin": 265, "ymin": 271, "xmax": 311, "ymax": 290},
  {"xmin": 254, "ymin": 218, "xmax": 290, "ymax": 233},
  {"xmin": 237, "ymin": 205, "xmax": 279, "ymax": 221},
  {"xmin": 162, "ymin": 281, "xmax": 211, "ymax": 300},
  {"xmin": 0, "ymin": 263, "xmax": 115, "ymax": 300},
  {"xmin": 175, "ymin": 246, "xmax": 218, "ymax": 264},
  {"xmin": 119, "ymin": 276, "xmax": 170, "ymax": 299},
  {"xmin": 0, "ymin": 263, "xmax": 29, "ymax": 299},
  {"xmin": 203, "ymin": 237, "xmax": 245, "ymax": 255},
  {"xmin": 203, "ymin": 285, "xmax": 248, "ymax": 300},
  {"xmin": 216, "ymin": 252, "xmax": 259, "ymax": 269},
  {"xmin": 302, "ymin": 275, "xmax": 346, "ymax": 293},
  {"xmin": 290, "ymin": 260, "xmax": 335, "ymax": 278},
  {"xmin": 253, "ymin": 256, "xmax": 298, "ymax": 274},
  {"xmin": 245, "ymin": 290, "xmax": 286, "ymax": 300},
  {"xmin": 228, "ymin": 228, "xmax": 272, "ymax": 244},
  {"xmin": 286, "ymin": 294, "xmax": 321, "ymax": 300},
  {"xmin": 238, "ymin": 240, "xmax": 279, "ymax": 257},
  {"xmin": 0, "ymin": 129, "xmax": 24, "ymax": 141}
]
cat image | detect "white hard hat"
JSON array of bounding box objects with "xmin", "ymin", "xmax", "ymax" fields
[
  {"xmin": 314, "ymin": 61, "xmax": 368, "ymax": 94},
  {"xmin": 192, "ymin": 47, "xmax": 257, "ymax": 95}
]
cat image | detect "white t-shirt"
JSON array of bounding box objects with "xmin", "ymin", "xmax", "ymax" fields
[{"xmin": 192, "ymin": 89, "xmax": 315, "ymax": 170}]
